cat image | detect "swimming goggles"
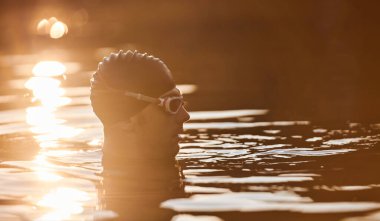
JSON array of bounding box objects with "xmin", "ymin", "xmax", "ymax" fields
[
  {"xmin": 92, "ymin": 88, "xmax": 184, "ymax": 115},
  {"xmin": 123, "ymin": 90, "xmax": 184, "ymax": 115},
  {"xmin": 91, "ymin": 72, "xmax": 185, "ymax": 114}
]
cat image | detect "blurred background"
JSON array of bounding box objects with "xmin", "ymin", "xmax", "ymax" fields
[{"xmin": 1, "ymin": 0, "xmax": 379, "ymax": 122}]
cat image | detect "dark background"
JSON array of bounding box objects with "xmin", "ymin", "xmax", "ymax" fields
[{"xmin": 1, "ymin": 0, "xmax": 379, "ymax": 122}]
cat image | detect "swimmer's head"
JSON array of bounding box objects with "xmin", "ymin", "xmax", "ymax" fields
[
  {"xmin": 90, "ymin": 50, "xmax": 190, "ymax": 150},
  {"xmin": 90, "ymin": 50, "xmax": 176, "ymax": 127}
]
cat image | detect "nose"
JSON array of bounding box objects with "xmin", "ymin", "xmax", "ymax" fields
[{"xmin": 176, "ymin": 105, "xmax": 190, "ymax": 123}]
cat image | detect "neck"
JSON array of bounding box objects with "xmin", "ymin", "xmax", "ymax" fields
[
  {"xmin": 101, "ymin": 127, "xmax": 185, "ymax": 221},
  {"xmin": 102, "ymin": 127, "xmax": 178, "ymax": 169}
]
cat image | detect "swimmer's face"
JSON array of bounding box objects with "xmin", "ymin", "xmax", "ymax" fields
[{"xmin": 132, "ymin": 88, "xmax": 190, "ymax": 157}]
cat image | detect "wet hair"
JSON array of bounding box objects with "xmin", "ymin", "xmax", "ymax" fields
[{"xmin": 90, "ymin": 50, "xmax": 175, "ymax": 126}]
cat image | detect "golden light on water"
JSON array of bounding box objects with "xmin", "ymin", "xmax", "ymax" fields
[
  {"xmin": 37, "ymin": 187, "xmax": 89, "ymax": 220},
  {"xmin": 32, "ymin": 61, "xmax": 67, "ymax": 77},
  {"xmin": 26, "ymin": 107, "xmax": 63, "ymax": 126},
  {"xmin": 26, "ymin": 107, "xmax": 83, "ymax": 142},
  {"xmin": 88, "ymin": 139, "xmax": 102, "ymax": 147},
  {"xmin": 37, "ymin": 171, "xmax": 63, "ymax": 182},
  {"xmin": 33, "ymin": 124, "xmax": 83, "ymax": 143},
  {"xmin": 28, "ymin": 60, "xmax": 68, "ymax": 108},
  {"xmin": 25, "ymin": 106, "xmax": 83, "ymax": 144},
  {"xmin": 25, "ymin": 78, "xmax": 70, "ymax": 107},
  {"xmin": 36, "ymin": 17, "xmax": 68, "ymax": 39},
  {"xmin": 24, "ymin": 60, "xmax": 89, "ymax": 219},
  {"xmin": 33, "ymin": 155, "xmax": 63, "ymax": 182},
  {"xmin": 25, "ymin": 60, "xmax": 83, "ymax": 145}
]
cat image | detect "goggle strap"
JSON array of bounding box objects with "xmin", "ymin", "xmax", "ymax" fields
[
  {"xmin": 92, "ymin": 87, "xmax": 183, "ymax": 114},
  {"xmin": 124, "ymin": 91, "xmax": 161, "ymax": 104}
]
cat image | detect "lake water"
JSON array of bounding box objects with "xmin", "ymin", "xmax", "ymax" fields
[{"xmin": 0, "ymin": 53, "xmax": 379, "ymax": 221}]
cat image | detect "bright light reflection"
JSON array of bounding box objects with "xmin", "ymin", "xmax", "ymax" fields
[
  {"xmin": 88, "ymin": 139, "xmax": 102, "ymax": 146},
  {"xmin": 25, "ymin": 61, "xmax": 82, "ymax": 144},
  {"xmin": 37, "ymin": 19, "xmax": 49, "ymax": 34},
  {"xmin": 37, "ymin": 187, "xmax": 89, "ymax": 220},
  {"xmin": 48, "ymin": 17, "xmax": 58, "ymax": 25},
  {"xmin": 33, "ymin": 155, "xmax": 63, "ymax": 182},
  {"xmin": 32, "ymin": 61, "xmax": 67, "ymax": 77},
  {"xmin": 50, "ymin": 21, "xmax": 68, "ymax": 39},
  {"xmin": 39, "ymin": 141, "xmax": 59, "ymax": 148},
  {"xmin": 26, "ymin": 107, "xmax": 83, "ymax": 143},
  {"xmin": 26, "ymin": 107, "xmax": 63, "ymax": 127},
  {"xmin": 36, "ymin": 171, "xmax": 63, "ymax": 182},
  {"xmin": 36, "ymin": 17, "xmax": 68, "ymax": 39},
  {"xmin": 25, "ymin": 78, "xmax": 66, "ymax": 107},
  {"xmin": 25, "ymin": 59, "xmax": 89, "ymax": 220},
  {"xmin": 177, "ymin": 84, "xmax": 198, "ymax": 95},
  {"xmin": 34, "ymin": 125, "xmax": 83, "ymax": 142}
]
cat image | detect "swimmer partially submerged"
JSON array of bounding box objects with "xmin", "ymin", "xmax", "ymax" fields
[
  {"xmin": 91, "ymin": 50, "xmax": 190, "ymax": 220},
  {"xmin": 91, "ymin": 50, "xmax": 190, "ymax": 160}
]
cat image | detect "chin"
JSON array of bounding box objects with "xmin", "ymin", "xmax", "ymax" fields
[
  {"xmin": 171, "ymin": 137, "xmax": 181, "ymax": 147},
  {"xmin": 163, "ymin": 139, "xmax": 180, "ymax": 156}
]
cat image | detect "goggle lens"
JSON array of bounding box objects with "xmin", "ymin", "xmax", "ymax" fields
[{"xmin": 164, "ymin": 97, "xmax": 184, "ymax": 114}]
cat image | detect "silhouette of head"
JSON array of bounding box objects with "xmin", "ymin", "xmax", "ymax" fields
[{"xmin": 90, "ymin": 50, "xmax": 190, "ymax": 151}]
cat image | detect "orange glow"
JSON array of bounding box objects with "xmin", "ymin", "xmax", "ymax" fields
[
  {"xmin": 37, "ymin": 187, "xmax": 89, "ymax": 220},
  {"xmin": 25, "ymin": 61, "xmax": 83, "ymax": 145},
  {"xmin": 26, "ymin": 61, "xmax": 70, "ymax": 108},
  {"xmin": 26, "ymin": 106, "xmax": 83, "ymax": 144},
  {"xmin": 26, "ymin": 107, "xmax": 63, "ymax": 126},
  {"xmin": 36, "ymin": 19, "xmax": 49, "ymax": 34},
  {"xmin": 50, "ymin": 21, "xmax": 68, "ymax": 39},
  {"xmin": 37, "ymin": 171, "xmax": 63, "ymax": 182},
  {"xmin": 32, "ymin": 61, "xmax": 67, "ymax": 77},
  {"xmin": 25, "ymin": 78, "xmax": 70, "ymax": 108},
  {"xmin": 36, "ymin": 17, "xmax": 68, "ymax": 39},
  {"xmin": 88, "ymin": 139, "xmax": 102, "ymax": 146},
  {"xmin": 178, "ymin": 84, "xmax": 198, "ymax": 95},
  {"xmin": 48, "ymin": 17, "xmax": 58, "ymax": 25},
  {"xmin": 33, "ymin": 124, "xmax": 83, "ymax": 142},
  {"xmin": 33, "ymin": 155, "xmax": 63, "ymax": 182}
]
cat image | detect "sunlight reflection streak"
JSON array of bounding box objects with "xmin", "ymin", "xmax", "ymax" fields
[
  {"xmin": 26, "ymin": 61, "xmax": 83, "ymax": 144},
  {"xmin": 37, "ymin": 187, "xmax": 89, "ymax": 221}
]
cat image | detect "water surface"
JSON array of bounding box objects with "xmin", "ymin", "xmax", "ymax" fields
[{"xmin": 0, "ymin": 53, "xmax": 379, "ymax": 221}]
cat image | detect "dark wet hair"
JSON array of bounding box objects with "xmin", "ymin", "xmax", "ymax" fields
[{"xmin": 90, "ymin": 50, "xmax": 175, "ymax": 126}]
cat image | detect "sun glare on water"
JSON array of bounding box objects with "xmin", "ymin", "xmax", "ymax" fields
[
  {"xmin": 23, "ymin": 60, "xmax": 89, "ymax": 219},
  {"xmin": 32, "ymin": 61, "xmax": 67, "ymax": 77},
  {"xmin": 37, "ymin": 187, "xmax": 90, "ymax": 221},
  {"xmin": 33, "ymin": 155, "xmax": 63, "ymax": 182},
  {"xmin": 25, "ymin": 61, "xmax": 82, "ymax": 144}
]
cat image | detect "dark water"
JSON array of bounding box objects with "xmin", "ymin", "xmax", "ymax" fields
[
  {"xmin": 0, "ymin": 52, "xmax": 379, "ymax": 221},
  {"xmin": 171, "ymin": 117, "xmax": 380, "ymax": 221}
]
